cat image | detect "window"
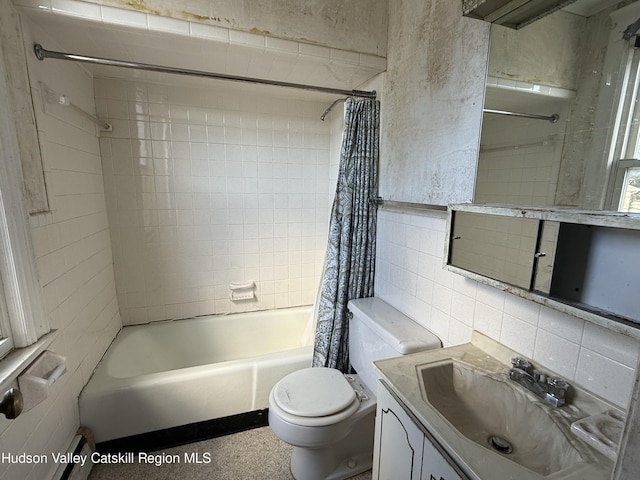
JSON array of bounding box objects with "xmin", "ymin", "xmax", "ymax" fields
[
  {"xmin": 608, "ymin": 31, "xmax": 640, "ymax": 212},
  {"xmin": 618, "ymin": 163, "xmax": 640, "ymax": 212},
  {"xmin": 0, "ymin": 282, "xmax": 13, "ymax": 359}
]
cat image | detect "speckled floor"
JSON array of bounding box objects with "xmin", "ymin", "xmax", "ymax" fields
[{"xmin": 88, "ymin": 426, "xmax": 372, "ymax": 480}]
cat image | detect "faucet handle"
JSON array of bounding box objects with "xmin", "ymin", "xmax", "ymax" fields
[
  {"xmin": 548, "ymin": 376, "xmax": 570, "ymax": 396},
  {"xmin": 511, "ymin": 357, "xmax": 533, "ymax": 373}
]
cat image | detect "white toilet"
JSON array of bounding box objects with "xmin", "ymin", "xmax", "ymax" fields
[{"xmin": 268, "ymin": 297, "xmax": 441, "ymax": 480}]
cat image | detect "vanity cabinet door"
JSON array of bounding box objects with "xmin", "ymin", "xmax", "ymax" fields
[
  {"xmin": 374, "ymin": 382, "xmax": 424, "ymax": 479},
  {"xmin": 421, "ymin": 435, "xmax": 465, "ymax": 480}
]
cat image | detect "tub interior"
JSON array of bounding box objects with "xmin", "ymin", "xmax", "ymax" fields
[
  {"xmin": 80, "ymin": 306, "xmax": 314, "ymax": 443},
  {"xmin": 105, "ymin": 307, "xmax": 311, "ymax": 378}
]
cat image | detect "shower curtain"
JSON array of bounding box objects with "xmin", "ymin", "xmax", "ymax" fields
[{"xmin": 312, "ymin": 97, "xmax": 380, "ymax": 372}]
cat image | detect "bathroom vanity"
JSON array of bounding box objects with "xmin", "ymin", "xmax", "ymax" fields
[{"xmin": 372, "ymin": 332, "xmax": 618, "ymax": 480}]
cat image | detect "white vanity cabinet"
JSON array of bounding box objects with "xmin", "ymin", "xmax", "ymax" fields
[{"xmin": 373, "ymin": 381, "xmax": 467, "ymax": 480}]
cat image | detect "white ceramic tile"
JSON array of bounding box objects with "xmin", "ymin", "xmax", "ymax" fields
[
  {"xmin": 431, "ymin": 282, "xmax": 452, "ymax": 315},
  {"xmin": 581, "ymin": 322, "xmax": 640, "ymax": 368},
  {"xmin": 473, "ymin": 301, "xmax": 503, "ymax": 340},
  {"xmin": 147, "ymin": 14, "xmax": 190, "ymax": 35},
  {"xmin": 265, "ymin": 37, "xmax": 299, "ymax": 54},
  {"xmin": 100, "ymin": 5, "xmax": 147, "ymax": 29},
  {"xmin": 450, "ymin": 291, "xmax": 475, "ymax": 327},
  {"xmin": 99, "ymin": 78, "xmax": 333, "ymax": 322},
  {"xmin": 533, "ymin": 329, "xmax": 580, "ymax": 380},
  {"xmin": 51, "ymin": 0, "xmax": 101, "ymax": 19},
  {"xmin": 189, "ymin": 22, "xmax": 229, "ymax": 42},
  {"xmin": 503, "ymin": 293, "xmax": 540, "ymax": 326},
  {"xmin": 299, "ymin": 43, "xmax": 331, "ymax": 59},
  {"xmin": 330, "ymin": 48, "xmax": 360, "ymax": 65},
  {"xmin": 359, "ymin": 53, "xmax": 387, "ymax": 69},
  {"xmin": 475, "ymin": 282, "xmax": 506, "ymax": 310},
  {"xmin": 538, "ymin": 306, "xmax": 585, "ymax": 343},
  {"xmin": 575, "ymin": 349, "xmax": 636, "ymax": 409},
  {"xmin": 229, "ymin": 29, "xmax": 265, "ymax": 48},
  {"xmin": 451, "ymin": 275, "xmax": 476, "ymax": 299},
  {"xmin": 500, "ymin": 314, "xmax": 537, "ymax": 358}
]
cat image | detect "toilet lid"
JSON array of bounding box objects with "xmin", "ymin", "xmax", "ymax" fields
[{"xmin": 272, "ymin": 367, "xmax": 357, "ymax": 417}]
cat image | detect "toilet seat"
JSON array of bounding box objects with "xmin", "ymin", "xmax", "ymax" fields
[{"xmin": 270, "ymin": 367, "xmax": 361, "ymax": 427}]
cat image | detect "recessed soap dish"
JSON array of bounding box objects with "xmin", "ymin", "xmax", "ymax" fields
[
  {"xmin": 229, "ymin": 281, "xmax": 256, "ymax": 301},
  {"xmin": 18, "ymin": 351, "xmax": 67, "ymax": 411},
  {"xmin": 571, "ymin": 409, "xmax": 625, "ymax": 460}
]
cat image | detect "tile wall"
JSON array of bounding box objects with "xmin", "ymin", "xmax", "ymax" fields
[
  {"xmin": 0, "ymin": 19, "xmax": 122, "ymax": 480},
  {"xmin": 375, "ymin": 207, "xmax": 640, "ymax": 409},
  {"xmin": 95, "ymin": 78, "xmax": 340, "ymax": 324}
]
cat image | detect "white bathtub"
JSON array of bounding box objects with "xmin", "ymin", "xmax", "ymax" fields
[{"xmin": 79, "ymin": 306, "xmax": 313, "ymax": 443}]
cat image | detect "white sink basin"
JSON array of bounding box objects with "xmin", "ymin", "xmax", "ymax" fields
[{"xmin": 418, "ymin": 359, "xmax": 585, "ymax": 476}]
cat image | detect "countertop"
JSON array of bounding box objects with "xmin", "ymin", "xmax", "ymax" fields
[{"xmin": 373, "ymin": 331, "xmax": 618, "ymax": 480}]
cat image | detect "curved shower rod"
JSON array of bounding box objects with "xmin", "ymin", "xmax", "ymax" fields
[
  {"xmin": 33, "ymin": 43, "xmax": 376, "ymax": 99},
  {"xmin": 321, "ymin": 98, "xmax": 347, "ymax": 121}
]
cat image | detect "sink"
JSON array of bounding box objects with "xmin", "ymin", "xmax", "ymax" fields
[{"xmin": 418, "ymin": 359, "xmax": 586, "ymax": 476}]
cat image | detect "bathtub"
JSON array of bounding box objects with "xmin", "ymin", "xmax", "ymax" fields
[{"xmin": 79, "ymin": 306, "xmax": 313, "ymax": 443}]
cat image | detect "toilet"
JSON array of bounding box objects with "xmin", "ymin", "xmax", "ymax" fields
[{"xmin": 268, "ymin": 297, "xmax": 441, "ymax": 480}]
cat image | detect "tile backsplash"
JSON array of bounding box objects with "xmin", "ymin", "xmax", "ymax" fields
[
  {"xmin": 375, "ymin": 207, "xmax": 640, "ymax": 409},
  {"xmin": 95, "ymin": 78, "xmax": 341, "ymax": 324}
]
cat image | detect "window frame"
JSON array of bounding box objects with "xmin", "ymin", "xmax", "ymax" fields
[
  {"xmin": 605, "ymin": 11, "xmax": 640, "ymax": 211},
  {"xmin": 0, "ymin": 287, "xmax": 13, "ymax": 359},
  {"xmin": 0, "ymin": 27, "xmax": 49, "ymax": 362}
]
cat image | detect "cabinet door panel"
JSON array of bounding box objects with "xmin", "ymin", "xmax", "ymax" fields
[
  {"xmin": 449, "ymin": 211, "xmax": 539, "ymax": 289},
  {"xmin": 375, "ymin": 384, "xmax": 424, "ymax": 479},
  {"xmin": 421, "ymin": 435, "xmax": 464, "ymax": 480}
]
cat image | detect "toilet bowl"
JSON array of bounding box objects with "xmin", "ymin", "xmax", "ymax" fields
[
  {"xmin": 269, "ymin": 368, "xmax": 376, "ymax": 480},
  {"xmin": 268, "ymin": 297, "xmax": 441, "ymax": 480}
]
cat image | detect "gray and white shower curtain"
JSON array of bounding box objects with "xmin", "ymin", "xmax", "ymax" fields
[{"xmin": 312, "ymin": 97, "xmax": 380, "ymax": 372}]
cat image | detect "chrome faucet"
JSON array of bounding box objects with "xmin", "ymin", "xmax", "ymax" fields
[{"xmin": 508, "ymin": 357, "xmax": 570, "ymax": 407}]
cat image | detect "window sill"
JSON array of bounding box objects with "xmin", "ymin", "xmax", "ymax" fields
[{"xmin": 0, "ymin": 330, "xmax": 58, "ymax": 394}]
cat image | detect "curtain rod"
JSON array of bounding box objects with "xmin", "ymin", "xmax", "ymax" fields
[
  {"xmin": 40, "ymin": 82, "xmax": 112, "ymax": 131},
  {"xmin": 321, "ymin": 97, "xmax": 347, "ymax": 121},
  {"xmin": 483, "ymin": 108, "xmax": 559, "ymax": 123},
  {"xmin": 33, "ymin": 44, "xmax": 376, "ymax": 99}
]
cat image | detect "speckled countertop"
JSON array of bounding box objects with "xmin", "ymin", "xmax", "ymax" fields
[{"xmin": 373, "ymin": 331, "xmax": 618, "ymax": 480}]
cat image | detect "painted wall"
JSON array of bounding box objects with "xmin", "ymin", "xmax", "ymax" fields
[
  {"xmin": 380, "ymin": 0, "xmax": 490, "ymax": 206},
  {"xmin": 96, "ymin": 77, "xmax": 339, "ymax": 324},
  {"xmin": 0, "ymin": 15, "xmax": 121, "ymax": 480},
  {"xmin": 488, "ymin": 12, "xmax": 584, "ymax": 91},
  {"xmin": 76, "ymin": 0, "xmax": 388, "ymax": 57}
]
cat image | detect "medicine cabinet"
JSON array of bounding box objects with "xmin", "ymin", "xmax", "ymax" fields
[{"xmin": 445, "ymin": 204, "xmax": 640, "ymax": 337}]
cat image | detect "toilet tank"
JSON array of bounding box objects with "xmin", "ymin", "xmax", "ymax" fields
[{"xmin": 347, "ymin": 297, "xmax": 441, "ymax": 392}]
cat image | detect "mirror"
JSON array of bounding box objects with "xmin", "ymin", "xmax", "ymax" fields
[
  {"xmin": 475, "ymin": 0, "xmax": 639, "ymax": 211},
  {"xmin": 449, "ymin": 212, "xmax": 538, "ymax": 289}
]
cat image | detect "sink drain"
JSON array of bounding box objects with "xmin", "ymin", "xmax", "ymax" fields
[{"xmin": 488, "ymin": 435, "xmax": 513, "ymax": 454}]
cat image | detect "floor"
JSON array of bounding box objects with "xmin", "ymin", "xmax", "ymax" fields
[{"xmin": 88, "ymin": 427, "xmax": 373, "ymax": 480}]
